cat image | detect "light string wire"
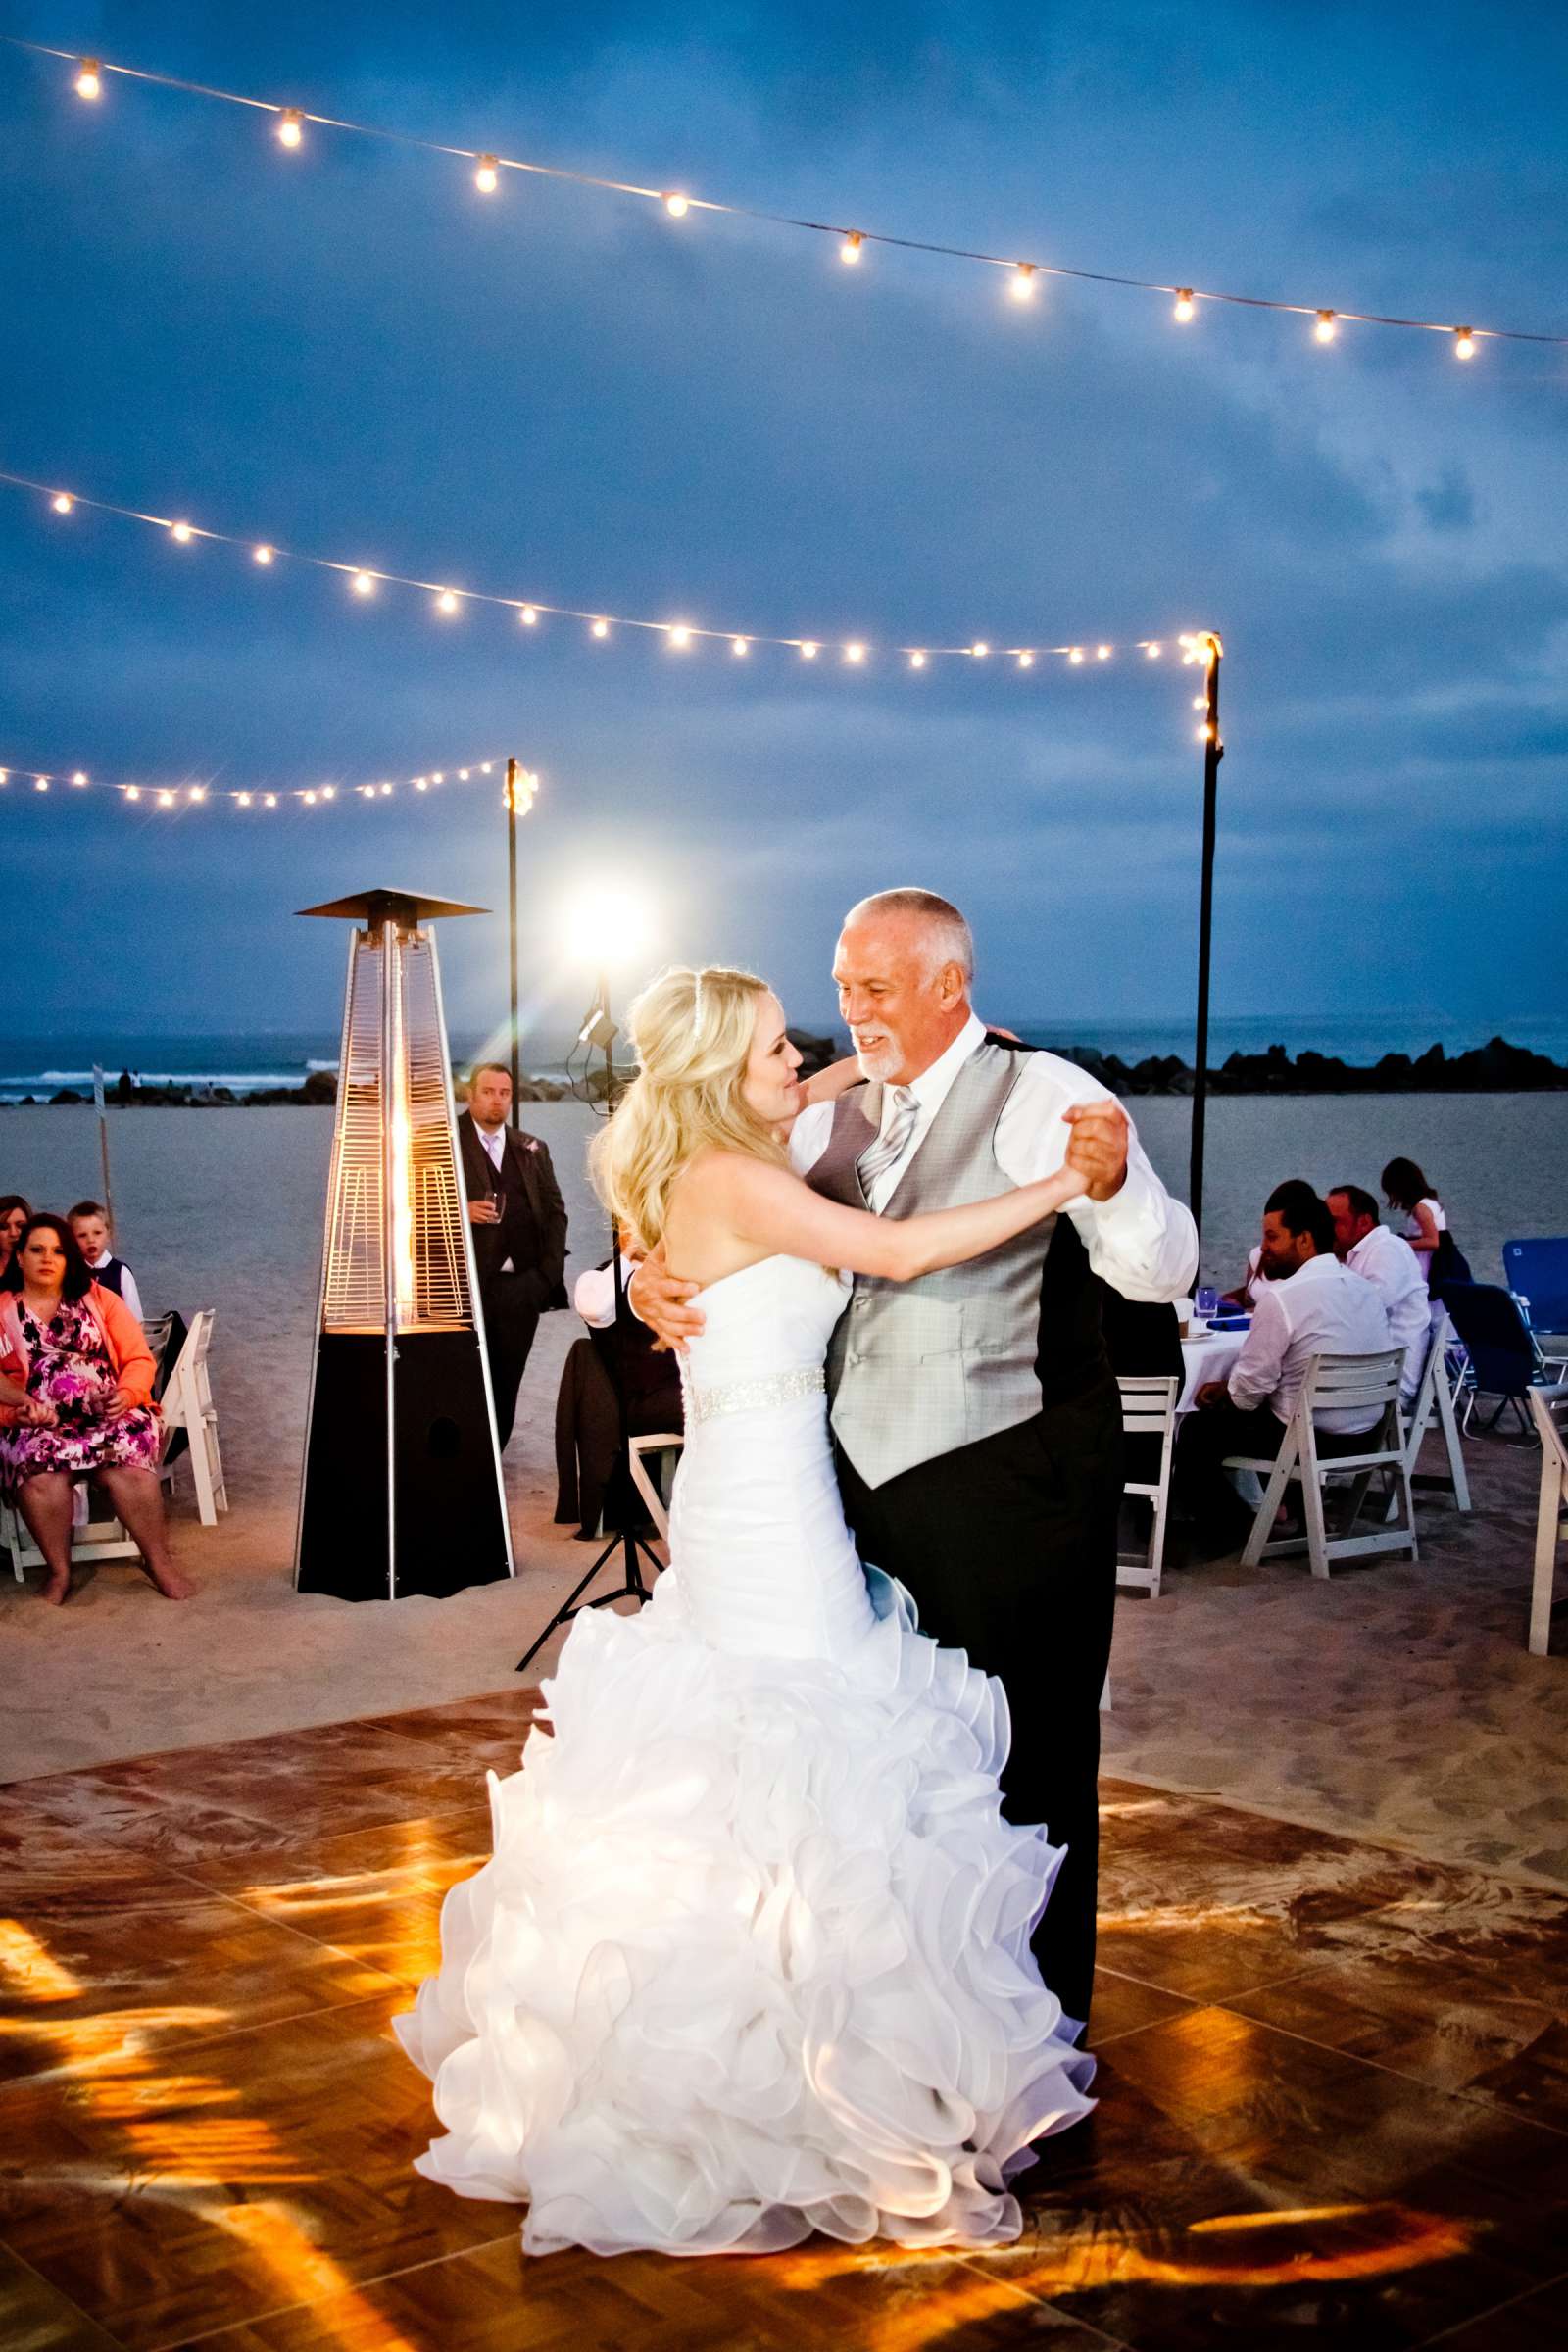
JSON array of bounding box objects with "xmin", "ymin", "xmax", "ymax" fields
[
  {"xmin": 0, "ymin": 743, "xmax": 532, "ymax": 811},
  {"xmin": 8, "ymin": 36, "xmax": 1563, "ymax": 355},
  {"xmin": 0, "ymin": 463, "xmax": 1212, "ymax": 669}
]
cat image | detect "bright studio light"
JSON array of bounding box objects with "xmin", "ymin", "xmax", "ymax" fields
[
  {"xmin": 1454, "ymin": 326, "xmax": 1477, "ymax": 360},
  {"xmin": 1173, "ymin": 289, "xmax": 1196, "ymax": 323},
  {"xmin": 1315, "ymin": 309, "xmax": 1337, "ymax": 343},
  {"xmin": 276, "ymin": 108, "xmax": 304, "ymax": 148},
  {"xmin": 75, "ymin": 59, "xmax": 102, "ymax": 101},
  {"xmin": 474, "ymin": 154, "xmax": 500, "ymax": 194},
  {"xmin": 663, "ymin": 191, "xmax": 689, "ymax": 217},
  {"xmin": 1009, "ymin": 264, "xmax": 1035, "ymax": 302},
  {"xmin": 51, "ymin": 492, "xmax": 74, "ymax": 514},
  {"xmin": 562, "ymin": 882, "xmax": 655, "ymax": 970}
]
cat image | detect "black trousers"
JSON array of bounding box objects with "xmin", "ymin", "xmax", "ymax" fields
[
  {"xmin": 835, "ymin": 1380, "xmax": 1123, "ymax": 2034},
  {"xmin": 1174, "ymin": 1397, "xmax": 1369, "ymax": 1537},
  {"xmin": 481, "ymin": 1274, "xmax": 541, "ymax": 1449}
]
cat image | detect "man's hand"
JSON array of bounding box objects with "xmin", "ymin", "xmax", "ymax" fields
[
  {"xmin": 1195, "ymin": 1380, "xmax": 1229, "ymax": 1410},
  {"xmin": 467, "ymin": 1199, "xmax": 500, "ymax": 1225},
  {"xmin": 628, "ymin": 1250, "xmax": 706, "ymax": 1354},
  {"xmin": 1062, "ymin": 1099, "xmax": 1130, "ymax": 1201}
]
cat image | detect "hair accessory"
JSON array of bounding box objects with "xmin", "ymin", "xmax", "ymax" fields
[{"xmin": 691, "ymin": 970, "xmax": 709, "ymax": 1043}]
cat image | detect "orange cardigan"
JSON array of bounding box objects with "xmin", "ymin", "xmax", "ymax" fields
[{"xmin": 0, "ymin": 1283, "xmax": 157, "ymax": 1426}]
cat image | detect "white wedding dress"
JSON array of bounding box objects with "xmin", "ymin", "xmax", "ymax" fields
[{"xmin": 395, "ymin": 1253, "xmax": 1094, "ymax": 2257}]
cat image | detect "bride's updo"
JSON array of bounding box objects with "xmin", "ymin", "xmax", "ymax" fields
[{"xmin": 590, "ymin": 965, "xmax": 790, "ymax": 1250}]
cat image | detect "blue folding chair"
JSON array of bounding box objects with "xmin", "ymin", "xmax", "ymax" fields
[
  {"xmin": 1503, "ymin": 1238, "xmax": 1568, "ymax": 1372},
  {"xmin": 1444, "ymin": 1282, "xmax": 1557, "ymax": 1435}
]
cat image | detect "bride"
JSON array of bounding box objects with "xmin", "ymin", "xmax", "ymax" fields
[{"xmin": 396, "ymin": 964, "xmax": 1096, "ymax": 2258}]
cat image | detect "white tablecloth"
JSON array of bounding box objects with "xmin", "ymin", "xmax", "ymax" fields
[{"xmin": 1178, "ymin": 1330, "xmax": 1248, "ymax": 1417}]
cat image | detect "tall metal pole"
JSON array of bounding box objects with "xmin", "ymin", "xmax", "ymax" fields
[
  {"xmin": 505, "ymin": 756, "xmax": 522, "ymax": 1129},
  {"xmin": 1189, "ymin": 635, "xmax": 1224, "ymax": 1239}
]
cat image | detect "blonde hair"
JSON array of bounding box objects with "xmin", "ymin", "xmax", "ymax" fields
[{"xmin": 590, "ymin": 965, "xmax": 789, "ymax": 1250}]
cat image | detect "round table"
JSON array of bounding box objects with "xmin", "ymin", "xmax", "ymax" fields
[{"xmin": 1177, "ymin": 1328, "xmax": 1248, "ymax": 1418}]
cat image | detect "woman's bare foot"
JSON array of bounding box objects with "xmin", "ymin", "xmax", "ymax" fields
[
  {"xmin": 144, "ymin": 1560, "xmax": 196, "ymax": 1600},
  {"xmin": 40, "ymin": 1570, "xmax": 74, "ymax": 1605}
]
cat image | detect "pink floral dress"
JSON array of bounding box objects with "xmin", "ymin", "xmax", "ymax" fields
[{"xmin": 0, "ymin": 1298, "xmax": 161, "ymax": 1489}]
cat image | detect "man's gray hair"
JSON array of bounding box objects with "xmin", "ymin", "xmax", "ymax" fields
[{"xmin": 843, "ymin": 888, "xmax": 975, "ymax": 982}]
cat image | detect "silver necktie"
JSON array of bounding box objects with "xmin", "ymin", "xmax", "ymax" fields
[{"xmin": 858, "ymin": 1085, "xmax": 919, "ymax": 1200}]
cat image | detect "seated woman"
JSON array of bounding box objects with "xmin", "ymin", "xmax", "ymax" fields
[{"xmin": 0, "ymin": 1213, "xmax": 193, "ymax": 1606}]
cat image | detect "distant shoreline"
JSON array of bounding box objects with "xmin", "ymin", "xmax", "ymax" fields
[{"xmin": 3, "ymin": 1032, "xmax": 1564, "ymax": 1105}]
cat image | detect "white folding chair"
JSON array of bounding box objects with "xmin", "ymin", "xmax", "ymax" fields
[
  {"xmin": 1527, "ymin": 1385, "xmax": 1567, "ymax": 1657},
  {"xmin": 1396, "ymin": 1308, "xmax": 1470, "ymax": 1516},
  {"xmin": 627, "ymin": 1432, "xmax": 683, "ymax": 1544},
  {"xmin": 158, "ymin": 1309, "xmax": 227, "ymax": 1525},
  {"xmin": 1226, "ymin": 1348, "xmax": 1416, "ymax": 1580},
  {"xmin": 1115, "ymin": 1374, "xmax": 1179, "ymax": 1598},
  {"xmin": 3, "ymin": 1488, "xmax": 143, "ymax": 1583}
]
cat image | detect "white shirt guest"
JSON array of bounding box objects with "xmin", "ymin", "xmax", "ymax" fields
[
  {"xmin": 1228, "ymin": 1252, "xmax": 1392, "ymax": 1434},
  {"xmin": 1327, "ymin": 1186, "xmax": 1431, "ymax": 1403},
  {"xmin": 575, "ymin": 1257, "xmax": 639, "ymax": 1331},
  {"xmin": 787, "ymin": 1011, "xmax": 1194, "ymax": 1301}
]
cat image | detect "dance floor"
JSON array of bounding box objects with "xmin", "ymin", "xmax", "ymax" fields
[{"xmin": 3, "ymin": 1691, "xmax": 1566, "ymax": 2351}]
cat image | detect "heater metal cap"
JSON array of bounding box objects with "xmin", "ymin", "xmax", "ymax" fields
[{"xmin": 297, "ymin": 887, "xmax": 489, "ymax": 929}]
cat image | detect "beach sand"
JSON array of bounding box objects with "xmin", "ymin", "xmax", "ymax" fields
[{"xmin": 2, "ymin": 1096, "xmax": 1564, "ymax": 1890}]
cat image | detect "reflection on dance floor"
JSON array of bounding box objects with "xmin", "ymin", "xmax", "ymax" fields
[{"xmin": 2, "ymin": 1697, "xmax": 1566, "ymax": 2349}]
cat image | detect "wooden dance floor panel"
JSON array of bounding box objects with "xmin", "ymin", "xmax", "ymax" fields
[{"xmin": 3, "ymin": 1693, "xmax": 1567, "ymax": 2351}]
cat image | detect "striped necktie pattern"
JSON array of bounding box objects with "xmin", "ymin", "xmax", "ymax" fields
[{"xmin": 857, "ymin": 1085, "xmax": 920, "ymax": 1200}]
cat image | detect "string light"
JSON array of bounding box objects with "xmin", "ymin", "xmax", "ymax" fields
[
  {"xmin": 158, "ymin": 789, "xmax": 175, "ymax": 808},
  {"xmin": 71, "ymin": 769, "xmax": 87, "ymax": 785},
  {"xmin": 1097, "ymin": 644, "xmax": 1111, "ymax": 661},
  {"xmin": 3, "ymin": 743, "xmax": 511, "ymax": 813},
  {"xmin": 1069, "ymin": 646, "xmax": 1085, "ymax": 664},
  {"xmin": 908, "ymin": 651, "xmax": 926, "ymax": 668},
  {"xmin": 434, "ymin": 587, "xmax": 460, "ymax": 614},
  {"xmin": 520, "ymin": 604, "xmax": 537, "ymax": 625},
  {"xmin": 971, "ymin": 641, "xmax": 989, "ymax": 659},
  {"xmin": 125, "ymin": 785, "xmax": 140, "ymax": 801},
  {"xmin": 35, "ymin": 777, "xmax": 48, "ymax": 792},
  {"xmin": 264, "ymin": 793, "xmax": 277, "ymax": 807},
  {"xmin": 352, "ymin": 569, "xmax": 375, "ymax": 595},
  {"xmin": 591, "ymin": 617, "xmax": 609, "ymax": 638},
  {"xmin": 1454, "ymin": 327, "xmax": 1477, "ymax": 360},
  {"xmin": 731, "ymin": 635, "xmax": 748, "ymax": 655},
  {"xmin": 236, "ymin": 790, "xmax": 251, "ymax": 806},
  {"xmin": 13, "ymin": 36, "xmax": 1559, "ymax": 359},
  {"xmin": 253, "ymin": 543, "xmax": 273, "ymax": 564},
  {"xmin": 1016, "ymin": 651, "xmax": 1034, "ymax": 668},
  {"xmin": 1315, "ymin": 310, "xmax": 1337, "ymax": 343},
  {"xmin": 1147, "ymin": 642, "xmax": 1162, "ymax": 658},
  {"xmin": 843, "ymin": 641, "xmax": 865, "ymax": 663},
  {"xmin": 667, "ymin": 623, "xmax": 692, "ymax": 648},
  {"xmin": 801, "ymin": 641, "xmax": 818, "ymax": 660},
  {"xmin": 474, "ymin": 153, "xmax": 499, "ymax": 194},
  {"xmin": 51, "ymin": 492, "xmax": 74, "ymax": 514},
  {"xmin": 170, "ymin": 520, "xmax": 193, "ymax": 543}
]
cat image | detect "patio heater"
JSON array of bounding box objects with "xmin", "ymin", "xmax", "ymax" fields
[{"xmin": 294, "ymin": 886, "xmax": 514, "ymax": 1601}]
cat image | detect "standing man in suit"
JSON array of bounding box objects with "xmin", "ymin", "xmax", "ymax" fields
[{"xmin": 458, "ymin": 1063, "xmax": 568, "ymax": 1447}]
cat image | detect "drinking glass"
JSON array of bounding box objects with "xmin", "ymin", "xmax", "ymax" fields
[{"xmin": 1196, "ymin": 1285, "xmax": 1219, "ymax": 1320}]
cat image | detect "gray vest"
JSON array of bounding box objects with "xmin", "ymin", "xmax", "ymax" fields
[{"xmin": 808, "ymin": 1037, "xmax": 1094, "ymax": 1488}]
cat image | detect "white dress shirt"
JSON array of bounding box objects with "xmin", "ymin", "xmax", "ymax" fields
[
  {"xmin": 473, "ymin": 1118, "xmax": 515, "ymax": 1274},
  {"xmin": 575, "ymin": 1257, "xmax": 638, "ymax": 1330},
  {"xmin": 1227, "ymin": 1251, "xmax": 1393, "ymax": 1432},
  {"xmin": 1347, "ymin": 1225, "xmax": 1431, "ymax": 1401},
  {"xmin": 88, "ymin": 1252, "xmax": 144, "ymax": 1323},
  {"xmin": 788, "ymin": 1012, "xmax": 1197, "ymax": 1303}
]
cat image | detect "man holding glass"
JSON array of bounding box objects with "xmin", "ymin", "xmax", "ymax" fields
[{"xmin": 458, "ymin": 1063, "xmax": 569, "ymax": 1446}]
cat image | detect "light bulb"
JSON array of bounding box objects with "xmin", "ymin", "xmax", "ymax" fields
[
  {"xmin": 276, "ymin": 109, "xmax": 304, "ymax": 149},
  {"xmin": 474, "ymin": 154, "xmax": 499, "ymax": 194},
  {"xmin": 189, "ymin": 786, "xmax": 207, "ymax": 803},
  {"xmin": 51, "ymin": 492, "xmax": 74, "ymax": 514},
  {"xmin": 1173, "ymin": 289, "xmax": 1196, "ymax": 323},
  {"xmin": 320, "ymin": 785, "xmax": 335, "ymax": 800},
  {"xmin": 75, "ymin": 59, "xmax": 102, "ymax": 101},
  {"xmin": 1192, "ymin": 695, "xmax": 1206, "ymax": 710},
  {"xmin": 908, "ymin": 651, "xmax": 926, "ymax": 668},
  {"xmin": 663, "ymin": 191, "xmax": 689, "ymax": 217},
  {"xmin": 591, "ymin": 617, "xmax": 609, "ymax": 638},
  {"xmin": 35, "ymin": 777, "xmax": 49, "ymax": 793},
  {"xmin": 1197, "ymin": 723, "xmax": 1213, "ymax": 742},
  {"xmin": 1315, "ymin": 309, "xmax": 1337, "ymax": 343},
  {"xmin": 1454, "ymin": 327, "xmax": 1477, "ymax": 360},
  {"xmin": 158, "ymin": 790, "xmax": 175, "ymax": 808},
  {"xmin": 125, "ymin": 786, "xmax": 140, "ymax": 801},
  {"xmin": 253, "ymin": 544, "xmax": 273, "ymax": 564},
  {"xmin": 0, "ymin": 769, "xmax": 7, "ymax": 782},
  {"xmin": 170, "ymin": 520, "xmax": 193, "ymax": 543},
  {"xmin": 415, "ymin": 777, "xmax": 428, "ymax": 792},
  {"xmin": 236, "ymin": 792, "xmax": 252, "ymax": 807},
  {"xmin": 432, "ymin": 771, "xmax": 445, "ymax": 783},
  {"xmin": 844, "ymin": 641, "xmax": 865, "ymax": 663},
  {"xmin": 480, "ymin": 761, "xmax": 493, "ymax": 773},
  {"xmin": 1147, "ymin": 642, "xmax": 1162, "ymax": 658},
  {"xmin": 971, "ymin": 641, "xmax": 989, "ymax": 659},
  {"xmin": 1017, "ymin": 651, "xmax": 1034, "ymax": 668},
  {"xmin": 732, "ymin": 636, "xmax": 749, "ymax": 656},
  {"xmin": 1068, "ymin": 646, "xmax": 1085, "ymax": 664},
  {"xmin": 520, "ymin": 604, "xmax": 538, "ymax": 625},
  {"xmin": 435, "ymin": 588, "xmax": 460, "ymax": 614},
  {"xmin": 667, "ymin": 623, "xmax": 692, "ymax": 648},
  {"xmin": 458, "ymin": 767, "xmax": 469, "ymax": 780},
  {"xmin": 72, "ymin": 770, "xmax": 88, "ymax": 786},
  {"xmin": 1097, "ymin": 644, "xmax": 1111, "ymax": 661},
  {"xmin": 841, "ymin": 232, "xmax": 863, "ymax": 265},
  {"xmin": 380, "ymin": 782, "xmax": 392, "ymax": 796},
  {"xmin": 303, "ymin": 790, "xmax": 318, "ymax": 805},
  {"xmin": 801, "ymin": 640, "xmax": 818, "ymax": 660},
  {"xmin": 1009, "ymin": 264, "xmax": 1035, "ymax": 302},
  {"xmin": 352, "ymin": 569, "xmax": 375, "ymax": 595},
  {"xmin": 264, "ymin": 793, "xmax": 277, "ymax": 808}
]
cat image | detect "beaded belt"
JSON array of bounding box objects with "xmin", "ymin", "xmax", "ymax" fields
[{"xmin": 683, "ymin": 1365, "xmax": 826, "ymax": 1424}]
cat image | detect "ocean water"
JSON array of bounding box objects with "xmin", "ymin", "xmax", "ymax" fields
[{"xmin": 4, "ymin": 1013, "xmax": 1565, "ymax": 1103}]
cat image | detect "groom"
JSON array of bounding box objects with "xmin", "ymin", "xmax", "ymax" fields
[{"xmin": 637, "ymin": 890, "xmax": 1197, "ymax": 2033}]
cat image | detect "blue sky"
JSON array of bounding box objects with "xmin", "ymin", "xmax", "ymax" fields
[{"xmin": 2, "ymin": 1, "xmax": 1564, "ymax": 1046}]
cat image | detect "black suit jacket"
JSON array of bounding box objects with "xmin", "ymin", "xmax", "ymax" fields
[{"xmin": 457, "ymin": 1110, "xmax": 568, "ymax": 1312}]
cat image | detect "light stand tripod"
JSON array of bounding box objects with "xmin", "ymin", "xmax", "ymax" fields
[{"xmin": 517, "ymin": 977, "xmax": 662, "ymax": 1674}]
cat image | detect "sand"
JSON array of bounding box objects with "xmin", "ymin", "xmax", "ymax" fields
[{"xmin": 1, "ymin": 1098, "xmax": 1563, "ymax": 1891}]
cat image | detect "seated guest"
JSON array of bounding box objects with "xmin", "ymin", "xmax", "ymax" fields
[
  {"xmin": 457, "ymin": 1063, "xmax": 568, "ymax": 1447},
  {"xmin": 0, "ymin": 1196, "xmax": 32, "ymax": 1282},
  {"xmin": 67, "ymin": 1200, "xmax": 145, "ymax": 1323},
  {"xmin": 556, "ymin": 1247, "xmax": 684, "ymax": 1539},
  {"xmin": 1219, "ymin": 1178, "xmax": 1316, "ymax": 1310},
  {"xmin": 1326, "ymin": 1184, "xmax": 1430, "ymax": 1403},
  {"xmin": 1175, "ymin": 1189, "xmax": 1392, "ymax": 1544},
  {"xmin": 0, "ymin": 1214, "xmax": 192, "ymax": 1606}
]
